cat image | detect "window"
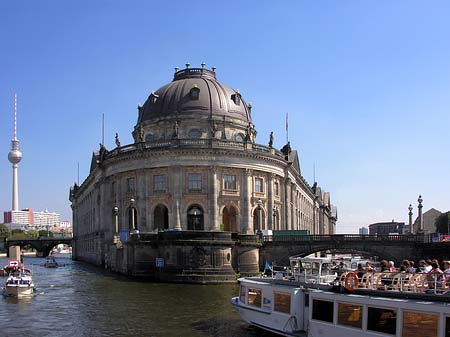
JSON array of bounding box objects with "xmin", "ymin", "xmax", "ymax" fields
[
  {"xmin": 312, "ymin": 299, "xmax": 334, "ymax": 323},
  {"xmin": 255, "ymin": 178, "xmax": 263, "ymax": 193},
  {"xmin": 235, "ymin": 133, "xmax": 244, "ymax": 142},
  {"xmin": 274, "ymin": 292, "xmax": 291, "ymax": 314},
  {"xmin": 153, "ymin": 175, "xmax": 166, "ymax": 192},
  {"xmin": 337, "ymin": 303, "xmax": 362, "ymax": 329},
  {"xmin": 367, "ymin": 307, "xmax": 397, "ymax": 335},
  {"xmin": 274, "ymin": 181, "xmax": 279, "ymax": 196},
  {"xmin": 239, "ymin": 285, "xmax": 246, "ymax": 303},
  {"xmin": 188, "ymin": 129, "xmax": 202, "ymax": 138},
  {"xmin": 190, "ymin": 85, "xmax": 200, "ymax": 100},
  {"xmin": 188, "ymin": 173, "xmax": 202, "ymax": 192},
  {"xmin": 402, "ymin": 311, "xmax": 438, "ymax": 337},
  {"xmin": 231, "ymin": 92, "xmax": 240, "ymax": 105},
  {"xmin": 247, "ymin": 288, "xmax": 261, "ymax": 307},
  {"xmin": 126, "ymin": 178, "xmax": 135, "ymax": 193},
  {"xmin": 224, "ymin": 175, "xmax": 237, "ymax": 190}
]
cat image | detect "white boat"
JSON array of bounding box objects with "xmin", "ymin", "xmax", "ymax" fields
[
  {"xmin": 5, "ymin": 268, "xmax": 35, "ymax": 298},
  {"xmin": 231, "ymin": 257, "xmax": 450, "ymax": 337}
]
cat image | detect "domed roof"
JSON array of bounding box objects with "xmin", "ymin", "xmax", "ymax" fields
[{"xmin": 138, "ymin": 66, "xmax": 252, "ymax": 124}]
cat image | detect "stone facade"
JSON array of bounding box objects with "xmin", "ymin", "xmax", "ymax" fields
[{"xmin": 69, "ymin": 66, "xmax": 337, "ymax": 282}]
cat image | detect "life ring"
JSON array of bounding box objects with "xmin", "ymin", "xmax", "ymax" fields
[{"xmin": 344, "ymin": 272, "xmax": 359, "ymax": 291}]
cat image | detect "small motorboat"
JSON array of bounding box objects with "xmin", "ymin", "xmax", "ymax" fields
[
  {"xmin": 5, "ymin": 267, "xmax": 34, "ymax": 298},
  {"xmin": 44, "ymin": 257, "xmax": 58, "ymax": 268}
]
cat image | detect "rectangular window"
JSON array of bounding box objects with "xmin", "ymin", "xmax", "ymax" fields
[
  {"xmin": 188, "ymin": 173, "xmax": 202, "ymax": 192},
  {"xmin": 255, "ymin": 178, "xmax": 263, "ymax": 193},
  {"xmin": 111, "ymin": 182, "xmax": 116, "ymax": 197},
  {"xmin": 312, "ymin": 299, "xmax": 333, "ymax": 323},
  {"xmin": 337, "ymin": 303, "xmax": 362, "ymax": 329},
  {"xmin": 274, "ymin": 292, "xmax": 291, "ymax": 314},
  {"xmin": 224, "ymin": 175, "xmax": 237, "ymax": 190},
  {"xmin": 126, "ymin": 178, "xmax": 135, "ymax": 193},
  {"xmin": 239, "ymin": 285, "xmax": 246, "ymax": 303},
  {"xmin": 402, "ymin": 311, "xmax": 438, "ymax": 337},
  {"xmin": 153, "ymin": 175, "xmax": 166, "ymax": 192},
  {"xmin": 367, "ymin": 307, "xmax": 397, "ymax": 335},
  {"xmin": 247, "ymin": 288, "xmax": 262, "ymax": 308},
  {"xmin": 274, "ymin": 181, "xmax": 279, "ymax": 196}
]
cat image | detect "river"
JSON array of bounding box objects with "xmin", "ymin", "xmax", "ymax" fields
[{"xmin": 0, "ymin": 255, "xmax": 277, "ymax": 337}]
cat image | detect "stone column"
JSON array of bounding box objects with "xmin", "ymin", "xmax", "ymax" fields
[
  {"xmin": 241, "ymin": 169, "xmax": 252, "ymax": 234},
  {"xmin": 268, "ymin": 174, "xmax": 274, "ymax": 230},
  {"xmin": 417, "ymin": 195, "xmax": 423, "ymax": 233},
  {"xmin": 174, "ymin": 200, "xmax": 182, "ymax": 230},
  {"xmin": 208, "ymin": 167, "xmax": 219, "ymax": 231},
  {"xmin": 284, "ymin": 178, "xmax": 291, "ymax": 230}
]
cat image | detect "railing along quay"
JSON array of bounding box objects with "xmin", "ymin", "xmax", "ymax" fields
[{"xmin": 262, "ymin": 234, "xmax": 425, "ymax": 243}]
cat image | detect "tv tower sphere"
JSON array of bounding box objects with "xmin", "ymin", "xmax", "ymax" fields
[{"xmin": 8, "ymin": 143, "xmax": 22, "ymax": 164}]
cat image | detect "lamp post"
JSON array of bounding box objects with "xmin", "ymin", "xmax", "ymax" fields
[
  {"xmin": 257, "ymin": 198, "xmax": 263, "ymax": 231},
  {"xmin": 408, "ymin": 204, "xmax": 413, "ymax": 234},
  {"xmin": 417, "ymin": 195, "xmax": 423, "ymax": 233},
  {"xmin": 272, "ymin": 207, "xmax": 277, "ymax": 230},
  {"xmin": 130, "ymin": 198, "xmax": 136, "ymax": 233},
  {"xmin": 113, "ymin": 206, "xmax": 119, "ymax": 234}
]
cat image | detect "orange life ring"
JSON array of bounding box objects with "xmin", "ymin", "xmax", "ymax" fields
[{"xmin": 344, "ymin": 272, "xmax": 359, "ymax": 291}]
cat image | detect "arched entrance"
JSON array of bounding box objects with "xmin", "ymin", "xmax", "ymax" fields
[
  {"xmin": 222, "ymin": 206, "xmax": 238, "ymax": 232},
  {"xmin": 154, "ymin": 204, "xmax": 169, "ymax": 230},
  {"xmin": 187, "ymin": 205, "xmax": 204, "ymax": 230},
  {"xmin": 253, "ymin": 208, "xmax": 266, "ymax": 231}
]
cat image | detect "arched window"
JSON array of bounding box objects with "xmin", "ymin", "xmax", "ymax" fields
[
  {"xmin": 222, "ymin": 206, "xmax": 238, "ymax": 232},
  {"xmin": 154, "ymin": 204, "xmax": 169, "ymax": 230},
  {"xmin": 187, "ymin": 205, "xmax": 204, "ymax": 231},
  {"xmin": 253, "ymin": 208, "xmax": 266, "ymax": 231}
]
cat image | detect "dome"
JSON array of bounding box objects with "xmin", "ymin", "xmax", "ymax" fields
[{"xmin": 138, "ymin": 66, "xmax": 252, "ymax": 125}]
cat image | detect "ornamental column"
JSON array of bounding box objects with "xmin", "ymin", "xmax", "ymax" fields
[
  {"xmin": 268, "ymin": 174, "xmax": 274, "ymax": 230},
  {"xmin": 241, "ymin": 169, "xmax": 253, "ymax": 234},
  {"xmin": 408, "ymin": 204, "xmax": 413, "ymax": 234},
  {"xmin": 208, "ymin": 167, "xmax": 219, "ymax": 231},
  {"xmin": 417, "ymin": 195, "xmax": 423, "ymax": 233}
]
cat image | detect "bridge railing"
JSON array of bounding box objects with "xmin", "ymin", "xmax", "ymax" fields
[{"xmin": 262, "ymin": 234, "xmax": 425, "ymax": 242}]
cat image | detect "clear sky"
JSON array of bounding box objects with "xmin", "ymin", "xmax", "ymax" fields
[{"xmin": 1, "ymin": 1, "xmax": 449, "ymax": 233}]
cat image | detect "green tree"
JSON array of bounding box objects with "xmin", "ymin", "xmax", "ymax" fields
[
  {"xmin": 38, "ymin": 230, "xmax": 53, "ymax": 238},
  {"xmin": 435, "ymin": 212, "xmax": 450, "ymax": 234},
  {"xmin": 10, "ymin": 229, "xmax": 26, "ymax": 239},
  {"xmin": 0, "ymin": 223, "xmax": 8, "ymax": 238}
]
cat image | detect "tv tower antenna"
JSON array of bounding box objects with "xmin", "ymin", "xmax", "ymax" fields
[{"xmin": 8, "ymin": 94, "xmax": 23, "ymax": 211}]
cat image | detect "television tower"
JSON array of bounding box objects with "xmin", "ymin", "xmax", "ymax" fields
[{"xmin": 8, "ymin": 94, "xmax": 22, "ymax": 211}]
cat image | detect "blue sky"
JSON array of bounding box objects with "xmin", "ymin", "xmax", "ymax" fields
[{"xmin": 1, "ymin": 1, "xmax": 449, "ymax": 233}]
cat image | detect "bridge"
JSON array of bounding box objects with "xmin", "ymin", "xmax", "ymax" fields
[
  {"xmin": 4, "ymin": 237, "xmax": 73, "ymax": 257},
  {"xmin": 259, "ymin": 234, "xmax": 449, "ymax": 267}
]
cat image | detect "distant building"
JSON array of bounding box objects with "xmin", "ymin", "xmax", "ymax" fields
[
  {"xmin": 359, "ymin": 227, "xmax": 369, "ymax": 235},
  {"xmin": 412, "ymin": 208, "xmax": 442, "ymax": 234},
  {"xmin": 3, "ymin": 209, "xmax": 60, "ymax": 231},
  {"xmin": 368, "ymin": 220, "xmax": 405, "ymax": 235}
]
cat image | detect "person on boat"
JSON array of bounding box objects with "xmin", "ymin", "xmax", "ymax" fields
[
  {"xmin": 357, "ymin": 263, "xmax": 365, "ymax": 279},
  {"xmin": 380, "ymin": 260, "xmax": 390, "ymax": 272},
  {"xmin": 365, "ymin": 262, "xmax": 374, "ymax": 272},
  {"xmin": 408, "ymin": 260, "xmax": 416, "ymax": 273},
  {"xmin": 388, "ymin": 261, "xmax": 396, "ymax": 272},
  {"xmin": 400, "ymin": 260, "xmax": 410, "ymax": 272},
  {"xmin": 427, "ymin": 261, "xmax": 444, "ymax": 289},
  {"xmin": 443, "ymin": 261, "xmax": 450, "ymax": 287},
  {"xmin": 418, "ymin": 260, "xmax": 432, "ymax": 273}
]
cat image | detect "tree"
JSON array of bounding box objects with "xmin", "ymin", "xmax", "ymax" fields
[
  {"xmin": 0, "ymin": 223, "xmax": 8, "ymax": 238},
  {"xmin": 435, "ymin": 212, "xmax": 450, "ymax": 234}
]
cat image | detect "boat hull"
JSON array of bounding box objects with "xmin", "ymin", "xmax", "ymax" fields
[{"xmin": 5, "ymin": 285, "xmax": 34, "ymax": 298}]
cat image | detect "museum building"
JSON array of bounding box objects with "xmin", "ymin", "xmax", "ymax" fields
[{"xmin": 69, "ymin": 65, "xmax": 337, "ymax": 282}]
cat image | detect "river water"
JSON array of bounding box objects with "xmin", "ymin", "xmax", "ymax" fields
[{"xmin": 0, "ymin": 254, "xmax": 277, "ymax": 337}]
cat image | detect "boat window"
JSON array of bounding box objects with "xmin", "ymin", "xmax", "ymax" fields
[
  {"xmin": 312, "ymin": 299, "xmax": 333, "ymax": 323},
  {"xmin": 247, "ymin": 288, "xmax": 262, "ymax": 308},
  {"xmin": 239, "ymin": 285, "xmax": 246, "ymax": 303},
  {"xmin": 446, "ymin": 317, "xmax": 450, "ymax": 337},
  {"xmin": 274, "ymin": 292, "xmax": 291, "ymax": 314},
  {"xmin": 402, "ymin": 311, "xmax": 438, "ymax": 337},
  {"xmin": 337, "ymin": 303, "xmax": 362, "ymax": 329},
  {"xmin": 367, "ymin": 307, "xmax": 397, "ymax": 335}
]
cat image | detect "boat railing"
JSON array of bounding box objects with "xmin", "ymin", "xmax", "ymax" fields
[{"xmin": 343, "ymin": 271, "xmax": 450, "ymax": 294}]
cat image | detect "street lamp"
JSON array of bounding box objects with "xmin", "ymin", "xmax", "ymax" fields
[
  {"xmin": 113, "ymin": 206, "xmax": 119, "ymax": 234},
  {"xmin": 408, "ymin": 204, "xmax": 413, "ymax": 234},
  {"xmin": 272, "ymin": 207, "xmax": 277, "ymax": 230},
  {"xmin": 257, "ymin": 198, "xmax": 263, "ymax": 231}
]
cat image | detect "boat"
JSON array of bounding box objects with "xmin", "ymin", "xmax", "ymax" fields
[
  {"xmin": 4, "ymin": 267, "xmax": 35, "ymax": 298},
  {"xmin": 231, "ymin": 256, "xmax": 450, "ymax": 337},
  {"xmin": 44, "ymin": 257, "xmax": 58, "ymax": 268}
]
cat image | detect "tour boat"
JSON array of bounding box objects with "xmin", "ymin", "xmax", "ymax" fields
[
  {"xmin": 231, "ymin": 257, "xmax": 450, "ymax": 337},
  {"xmin": 5, "ymin": 267, "xmax": 35, "ymax": 298},
  {"xmin": 44, "ymin": 257, "xmax": 58, "ymax": 268}
]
